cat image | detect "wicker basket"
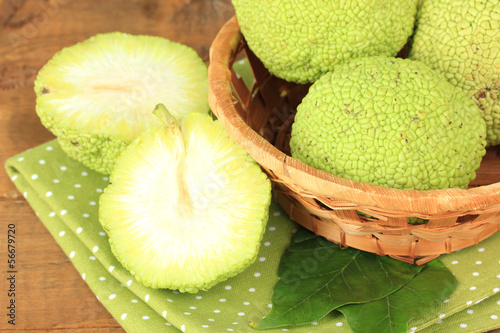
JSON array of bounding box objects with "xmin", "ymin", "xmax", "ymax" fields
[{"xmin": 208, "ymin": 16, "xmax": 500, "ymax": 265}]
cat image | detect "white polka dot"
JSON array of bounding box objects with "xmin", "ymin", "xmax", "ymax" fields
[
  {"xmin": 18, "ymin": 157, "xmax": 24, "ymax": 161},
  {"xmin": 99, "ymin": 277, "xmax": 106, "ymax": 281},
  {"xmin": 69, "ymin": 251, "xmax": 75, "ymax": 258},
  {"xmin": 59, "ymin": 231, "xmax": 65, "ymax": 237},
  {"xmin": 82, "ymin": 273, "xmax": 86, "ymax": 280},
  {"xmin": 162, "ymin": 310, "xmax": 167, "ymax": 317},
  {"xmin": 109, "ymin": 266, "xmax": 115, "ymax": 272},
  {"xmin": 209, "ymin": 319, "xmax": 215, "ymax": 322},
  {"xmin": 31, "ymin": 174, "xmax": 38, "ymax": 180},
  {"xmin": 89, "ymin": 256, "xmax": 96, "ymax": 260},
  {"xmin": 145, "ymin": 295, "xmax": 150, "ymax": 302},
  {"xmin": 225, "ymin": 286, "xmax": 232, "ymax": 290},
  {"xmin": 269, "ymin": 226, "xmax": 276, "ymax": 231},
  {"xmin": 109, "ymin": 294, "xmax": 116, "ymax": 299},
  {"xmin": 45, "ymin": 191, "xmax": 52, "ymax": 197},
  {"xmin": 202, "ymin": 325, "xmax": 209, "ymax": 328},
  {"xmin": 494, "ymin": 288, "xmax": 499, "ymax": 293},
  {"xmin": 23, "ymin": 192, "xmax": 27, "ymax": 198},
  {"xmin": 492, "ymin": 315, "xmax": 498, "ymax": 319},
  {"xmin": 220, "ymin": 299, "xmax": 226, "ymax": 302},
  {"xmin": 466, "ymin": 301, "xmax": 473, "ymax": 305},
  {"xmin": 121, "ymin": 313, "xmax": 127, "ymax": 320},
  {"xmin": 243, "ymin": 302, "xmax": 250, "ymax": 305},
  {"xmin": 467, "ymin": 310, "xmax": 473, "ymax": 314},
  {"xmin": 232, "ymin": 322, "xmax": 239, "ymax": 325},
  {"xmin": 76, "ymin": 227, "xmax": 83, "ymax": 233},
  {"xmin": 196, "ymin": 296, "xmax": 202, "ymax": 300},
  {"xmin": 53, "ymin": 179, "xmax": 60, "ymax": 183},
  {"xmin": 103, "ymin": 176, "xmax": 109, "ymax": 181},
  {"xmin": 259, "ymin": 257, "xmax": 266, "ymax": 262},
  {"xmin": 49, "ymin": 212, "xmax": 56, "ymax": 217},
  {"xmin": 264, "ymin": 242, "xmax": 271, "ymax": 246},
  {"xmin": 473, "ymin": 272, "xmax": 479, "ymax": 276},
  {"xmin": 470, "ymin": 286, "xmax": 476, "ymax": 290},
  {"xmin": 96, "ymin": 188, "xmax": 103, "ymax": 193},
  {"xmin": 181, "ymin": 325, "xmax": 186, "ymax": 332},
  {"xmin": 60, "ymin": 210, "xmax": 67, "ymax": 215},
  {"xmin": 166, "ymin": 323, "xmax": 172, "ymax": 326},
  {"xmin": 143, "ymin": 316, "xmax": 149, "ymax": 320},
  {"xmin": 11, "ymin": 175, "xmax": 17, "ymax": 181},
  {"xmin": 60, "ymin": 166, "xmax": 67, "ymax": 171},
  {"xmin": 68, "ymin": 195, "xmax": 75, "ymax": 200},
  {"xmin": 311, "ymin": 322, "xmax": 318, "ymax": 325},
  {"xmin": 75, "ymin": 184, "xmax": 81, "ymax": 188},
  {"xmin": 227, "ymin": 329, "xmax": 234, "ymax": 332},
  {"xmin": 132, "ymin": 299, "xmax": 138, "ymax": 303},
  {"xmin": 83, "ymin": 214, "xmax": 89, "ymax": 218},
  {"xmin": 497, "ymin": 300, "xmax": 500, "ymax": 305},
  {"xmin": 214, "ymin": 310, "xmax": 220, "ymax": 313},
  {"xmin": 476, "ymin": 261, "xmax": 482, "ymax": 265},
  {"xmin": 273, "ymin": 211, "xmax": 281, "ymax": 216},
  {"xmin": 238, "ymin": 312, "xmax": 245, "ymax": 316},
  {"xmin": 93, "ymin": 246, "xmax": 99, "ymax": 253},
  {"xmin": 249, "ymin": 288, "xmax": 256, "ymax": 292},
  {"xmin": 39, "ymin": 160, "xmax": 46, "ymax": 164},
  {"xmin": 82, "ymin": 172, "xmax": 88, "ymax": 176},
  {"xmin": 439, "ymin": 314, "xmax": 446, "ymax": 319},
  {"xmin": 268, "ymin": 304, "xmax": 272, "ymax": 308},
  {"xmin": 167, "ymin": 299, "xmax": 173, "ymax": 302},
  {"xmin": 127, "ymin": 280, "xmax": 132, "ymax": 286},
  {"xmin": 46, "ymin": 146, "xmax": 53, "ymax": 151},
  {"xmin": 451, "ymin": 260, "xmax": 458, "ymax": 264},
  {"xmin": 90, "ymin": 201, "xmax": 96, "ymax": 205},
  {"xmin": 460, "ymin": 324, "xmax": 467, "ymax": 328},
  {"xmin": 254, "ymin": 273, "xmax": 261, "ymax": 277},
  {"xmin": 336, "ymin": 322, "xmax": 343, "ymax": 327},
  {"xmin": 99, "ymin": 232, "xmax": 106, "ymax": 236},
  {"xmin": 184, "ymin": 312, "xmax": 191, "ymax": 315}
]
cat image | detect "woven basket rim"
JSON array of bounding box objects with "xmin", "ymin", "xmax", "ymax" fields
[{"xmin": 208, "ymin": 16, "xmax": 500, "ymax": 215}]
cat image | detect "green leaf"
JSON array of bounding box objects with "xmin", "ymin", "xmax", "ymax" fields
[
  {"xmin": 251, "ymin": 227, "xmax": 424, "ymax": 330},
  {"xmin": 338, "ymin": 259, "xmax": 458, "ymax": 333}
]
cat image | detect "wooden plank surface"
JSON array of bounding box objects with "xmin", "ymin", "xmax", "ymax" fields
[{"xmin": 0, "ymin": 1, "xmax": 499, "ymax": 332}]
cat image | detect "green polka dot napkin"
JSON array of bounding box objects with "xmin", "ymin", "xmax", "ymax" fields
[{"xmin": 5, "ymin": 140, "xmax": 500, "ymax": 333}]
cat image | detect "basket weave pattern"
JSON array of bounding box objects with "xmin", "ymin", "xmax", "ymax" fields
[{"xmin": 208, "ymin": 17, "xmax": 500, "ymax": 264}]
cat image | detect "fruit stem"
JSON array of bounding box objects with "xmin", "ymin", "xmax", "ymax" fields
[
  {"xmin": 153, "ymin": 103, "xmax": 178, "ymax": 129},
  {"xmin": 153, "ymin": 103, "xmax": 193, "ymax": 217}
]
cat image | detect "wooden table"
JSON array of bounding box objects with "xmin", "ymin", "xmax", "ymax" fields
[{"xmin": 0, "ymin": 1, "xmax": 499, "ymax": 332}]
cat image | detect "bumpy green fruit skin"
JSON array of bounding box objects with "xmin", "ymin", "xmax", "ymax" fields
[
  {"xmin": 290, "ymin": 57, "xmax": 487, "ymax": 190},
  {"xmin": 34, "ymin": 32, "xmax": 209, "ymax": 174},
  {"xmin": 409, "ymin": 0, "xmax": 500, "ymax": 146},
  {"xmin": 35, "ymin": 112, "xmax": 128, "ymax": 174},
  {"xmin": 232, "ymin": 0, "xmax": 419, "ymax": 84}
]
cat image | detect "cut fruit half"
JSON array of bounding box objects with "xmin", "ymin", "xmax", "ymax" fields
[
  {"xmin": 34, "ymin": 32, "xmax": 209, "ymax": 174},
  {"xmin": 99, "ymin": 105, "xmax": 272, "ymax": 293}
]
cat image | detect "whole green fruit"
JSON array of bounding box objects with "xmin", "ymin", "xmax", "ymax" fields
[
  {"xmin": 232, "ymin": 0, "xmax": 419, "ymax": 84},
  {"xmin": 409, "ymin": 0, "xmax": 500, "ymax": 146},
  {"xmin": 290, "ymin": 56, "xmax": 487, "ymax": 190}
]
